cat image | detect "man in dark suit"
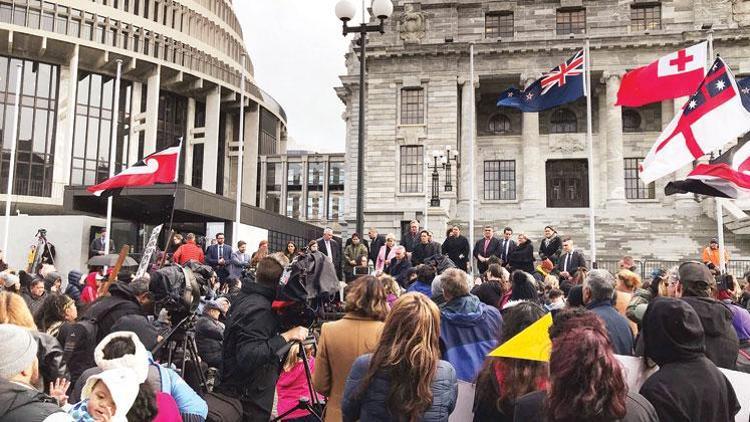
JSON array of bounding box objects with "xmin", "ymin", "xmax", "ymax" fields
[
  {"xmin": 388, "ymin": 246, "xmax": 413, "ymax": 288},
  {"xmin": 367, "ymin": 228, "xmax": 386, "ymax": 266},
  {"xmin": 555, "ymin": 236, "xmax": 587, "ymax": 281},
  {"xmin": 473, "ymin": 226, "xmax": 502, "ymax": 274},
  {"xmin": 206, "ymin": 232, "xmax": 233, "ymax": 282},
  {"xmin": 497, "ymin": 226, "xmax": 516, "ymax": 267},
  {"xmin": 89, "ymin": 227, "xmax": 115, "ymax": 258},
  {"xmin": 317, "ymin": 227, "xmax": 341, "ymax": 280},
  {"xmin": 401, "ymin": 220, "xmax": 421, "ymax": 258}
]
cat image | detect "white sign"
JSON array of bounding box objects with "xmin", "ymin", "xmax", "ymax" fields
[{"xmin": 135, "ymin": 224, "xmax": 162, "ymax": 278}]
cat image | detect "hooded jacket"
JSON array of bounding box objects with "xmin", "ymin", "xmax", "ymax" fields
[
  {"xmin": 507, "ymin": 241, "xmax": 534, "ymax": 274},
  {"xmin": 65, "ymin": 271, "xmax": 83, "ymax": 303},
  {"xmin": 0, "ymin": 378, "xmax": 65, "ymax": 422},
  {"xmin": 439, "ymin": 294, "xmax": 503, "ymax": 382},
  {"xmin": 681, "ymin": 296, "xmax": 739, "ymax": 370},
  {"xmin": 82, "ymin": 282, "xmax": 144, "ymax": 344}
]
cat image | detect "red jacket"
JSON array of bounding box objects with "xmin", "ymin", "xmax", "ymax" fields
[{"xmin": 173, "ymin": 240, "xmax": 205, "ymax": 265}]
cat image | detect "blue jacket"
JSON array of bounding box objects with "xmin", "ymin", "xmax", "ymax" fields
[
  {"xmin": 342, "ymin": 354, "xmax": 458, "ymax": 421},
  {"xmin": 587, "ymin": 300, "xmax": 634, "ymax": 356},
  {"xmin": 151, "ymin": 355, "xmax": 209, "ymax": 419},
  {"xmin": 439, "ymin": 294, "xmax": 503, "ymax": 382},
  {"xmin": 407, "ymin": 280, "xmax": 433, "ymax": 298}
]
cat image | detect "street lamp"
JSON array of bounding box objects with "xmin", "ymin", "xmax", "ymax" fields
[
  {"xmin": 335, "ymin": 0, "xmax": 393, "ymax": 237},
  {"xmin": 444, "ymin": 146, "xmax": 459, "ymax": 192},
  {"xmin": 428, "ymin": 150, "xmax": 446, "ymax": 207}
]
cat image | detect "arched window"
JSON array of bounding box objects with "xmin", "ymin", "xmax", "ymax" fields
[
  {"xmin": 622, "ymin": 109, "xmax": 642, "ymax": 132},
  {"xmin": 550, "ymin": 108, "xmax": 577, "ymax": 133},
  {"xmin": 488, "ymin": 113, "xmax": 511, "ymax": 134}
]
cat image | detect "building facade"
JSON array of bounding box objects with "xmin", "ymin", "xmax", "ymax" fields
[{"xmin": 338, "ymin": 0, "xmax": 750, "ymax": 260}]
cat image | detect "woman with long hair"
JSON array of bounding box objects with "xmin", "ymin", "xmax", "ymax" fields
[
  {"xmin": 342, "ymin": 293, "xmax": 458, "ymax": 421},
  {"xmin": 34, "ymin": 293, "xmax": 77, "ymax": 340},
  {"xmin": 472, "ymin": 263, "xmax": 511, "ymax": 310},
  {"xmin": 473, "ymin": 302, "xmax": 549, "ymax": 421},
  {"xmin": 313, "ymin": 276, "xmax": 389, "ymax": 422},
  {"xmin": 284, "ymin": 241, "xmax": 298, "ymax": 262},
  {"xmin": 514, "ymin": 309, "xmax": 658, "ymax": 422}
]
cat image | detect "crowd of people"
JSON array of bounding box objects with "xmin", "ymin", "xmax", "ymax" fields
[{"xmin": 0, "ymin": 221, "xmax": 747, "ymax": 422}]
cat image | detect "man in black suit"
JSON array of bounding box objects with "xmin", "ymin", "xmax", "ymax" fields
[
  {"xmin": 206, "ymin": 232, "xmax": 233, "ymax": 282},
  {"xmin": 317, "ymin": 227, "xmax": 341, "ymax": 280},
  {"xmin": 556, "ymin": 236, "xmax": 587, "ymax": 281},
  {"xmin": 89, "ymin": 227, "xmax": 115, "ymax": 258},
  {"xmin": 497, "ymin": 227, "xmax": 516, "ymax": 268},
  {"xmin": 367, "ymin": 228, "xmax": 386, "ymax": 266},
  {"xmin": 473, "ymin": 226, "xmax": 502, "ymax": 274}
]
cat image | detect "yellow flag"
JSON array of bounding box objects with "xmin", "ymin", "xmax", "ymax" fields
[{"xmin": 488, "ymin": 312, "xmax": 553, "ymax": 362}]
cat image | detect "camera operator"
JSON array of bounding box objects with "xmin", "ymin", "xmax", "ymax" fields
[
  {"xmin": 216, "ymin": 252, "xmax": 309, "ymax": 421},
  {"xmin": 82, "ymin": 276, "xmax": 152, "ymax": 342}
]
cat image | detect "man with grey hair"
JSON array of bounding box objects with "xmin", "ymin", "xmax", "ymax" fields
[
  {"xmin": 387, "ymin": 245, "xmax": 412, "ymax": 288},
  {"xmin": 317, "ymin": 227, "xmax": 341, "ymax": 279},
  {"xmin": 583, "ymin": 269, "xmax": 634, "ymax": 355}
]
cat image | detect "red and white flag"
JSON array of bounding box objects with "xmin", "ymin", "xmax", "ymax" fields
[
  {"xmin": 640, "ymin": 58, "xmax": 750, "ymax": 184},
  {"xmin": 87, "ymin": 143, "xmax": 181, "ymax": 197},
  {"xmin": 616, "ymin": 41, "xmax": 707, "ymax": 107},
  {"xmin": 665, "ymin": 141, "xmax": 750, "ymax": 199}
]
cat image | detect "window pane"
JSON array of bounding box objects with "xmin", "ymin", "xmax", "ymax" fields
[
  {"xmin": 485, "ymin": 12, "xmax": 513, "ymax": 38},
  {"xmin": 400, "ymin": 88, "xmax": 424, "ymax": 125},
  {"xmin": 484, "ymin": 160, "xmax": 516, "ymax": 200},
  {"xmin": 624, "ymin": 157, "xmax": 655, "ymax": 199},
  {"xmin": 399, "ymin": 145, "xmax": 423, "ymax": 193}
]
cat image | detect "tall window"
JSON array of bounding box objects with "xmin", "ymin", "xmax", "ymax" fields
[
  {"xmin": 328, "ymin": 192, "xmax": 343, "ymax": 221},
  {"xmin": 624, "ymin": 158, "xmax": 655, "ymax": 199},
  {"xmin": 400, "ymin": 88, "xmax": 424, "ymax": 125},
  {"xmin": 287, "ymin": 192, "xmax": 302, "ymax": 219},
  {"xmin": 399, "ymin": 145, "xmax": 423, "ymax": 193},
  {"xmin": 329, "ymin": 161, "xmax": 345, "ymax": 190},
  {"xmin": 488, "ymin": 113, "xmax": 511, "ymax": 134},
  {"xmin": 622, "ymin": 109, "xmax": 642, "ymax": 132},
  {"xmin": 307, "ymin": 192, "xmax": 324, "ymax": 220},
  {"xmin": 556, "ymin": 8, "xmax": 586, "ymax": 35},
  {"xmin": 485, "ymin": 12, "xmax": 513, "ymax": 38},
  {"xmin": 631, "ymin": 4, "xmax": 661, "ymax": 31},
  {"xmin": 307, "ymin": 161, "xmax": 324, "ymax": 191},
  {"xmin": 259, "ymin": 108, "xmax": 278, "ymax": 155},
  {"xmin": 156, "ymin": 91, "xmax": 186, "ymax": 150},
  {"xmin": 287, "ymin": 162, "xmax": 303, "ymax": 190},
  {"xmin": 266, "ymin": 162, "xmax": 283, "ymax": 192},
  {"xmin": 550, "ymin": 108, "xmax": 578, "ymax": 133},
  {"xmin": 484, "ymin": 160, "xmax": 516, "ymax": 200}
]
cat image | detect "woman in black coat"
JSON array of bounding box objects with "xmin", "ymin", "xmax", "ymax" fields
[
  {"xmin": 442, "ymin": 226, "xmax": 470, "ymax": 272},
  {"xmin": 507, "ymin": 234, "xmax": 535, "ymax": 274},
  {"xmin": 537, "ymin": 226, "xmax": 562, "ymax": 264},
  {"xmin": 195, "ymin": 302, "xmax": 225, "ymax": 369}
]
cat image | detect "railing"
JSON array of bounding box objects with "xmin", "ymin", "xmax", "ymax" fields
[{"xmin": 591, "ymin": 259, "xmax": 750, "ymax": 280}]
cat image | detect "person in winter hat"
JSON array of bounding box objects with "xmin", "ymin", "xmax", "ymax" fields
[
  {"xmin": 0, "ymin": 271, "xmax": 20, "ymax": 294},
  {"xmin": 66, "ymin": 368, "xmax": 156, "ymax": 422}
]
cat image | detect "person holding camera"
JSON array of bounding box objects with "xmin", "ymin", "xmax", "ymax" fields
[{"xmin": 216, "ymin": 252, "xmax": 309, "ymax": 421}]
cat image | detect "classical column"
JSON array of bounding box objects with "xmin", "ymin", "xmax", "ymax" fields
[
  {"xmin": 51, "ymin": 44, "xmax": 78, "ymax": 200},
  {"xmin": 143, "ymin": 66, "xmax": 160, "ymax": 155},
  {"xmin": 202, "ymin": 86, "xmax": 221, "ymax": 193},
  {"xmin": 184, "ymin": 98, "xmax": 196, "ymax": 186},
  {"xmin": 604, "ymin": 72, "xmax": 626, "ymax": 204},
  {"xmin": 128, "ymin": 82, "xmax": 143, "ymax": 166},
  {"xmin": 521, "ymin": 74, "xmax": 543, "ymax": 208}
]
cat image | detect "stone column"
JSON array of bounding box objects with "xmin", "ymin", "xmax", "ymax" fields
[
  {"xmin": 521, "ymin": 74, "xmax": 543, "ymax": 208},
  {"xmin": 202, "ymin": 86, "xmax": 221, "ymax": 193},
  {"xmin": 51, "ymin": 44, "xmax": 78, "ymax": 200},
  {"xmin": 128, "ymin": 82, "xmax": 143, "ymax": 166},
  {"xmin": 143, "ymin": 66, "xmax": 160, "ymax": 155},
  {"xmin": 184, "ymin": 98, "xmax": 196, "ymax": 186},
  {"xmin": 604, "ymin": 72, "xmax": 626, "ymax": 204},
  {"xmin": 243, "ymin": 104, "xmax": 260, "ymax": 205},
  {"xmin": 258, "ymin": 155, "xmax": 268, "ymax": 209}
]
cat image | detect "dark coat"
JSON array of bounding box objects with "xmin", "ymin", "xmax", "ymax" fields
[
  {"xmin": 442, "ymin": 235, "xmax": 470, "ymax": 272},
  {"xmin": 473, "ymin": 237, "xmax": 502, "ymax": 274},
  {"xmin": 586, "ymin": 300, "xmax": 634, "ymax": 356},
  {"xmin": 206, "ymin": 243, "xmax": 233, "ymax": 280},
  {"xmin": 82, "ymin": 281, "xmax": 144, "ymax": 343},
  {"xmin": 195, "ymin": 315, "xmax": 224, "ymax": 369},
  {"xmin": 537, "ymin": 236, "xmax": 562, "ymax": 263},
  {"xmin": 0, "ymin": 378, "xmax": 64, "ymax": 421},
  {"xmin": 412, "ymin": 242, "xmax": 442, "ymax": 266},
  {"xmin": 388, "ymin": 257, "xmax": 413, "ymax": 288},
  {"xmin": 368, "ymin": 234, "xmax": 386, "ymax": 265},
  {"xmin": 497, "ymin": 238, "xmax": 516, "ymax": 264},
  {"xmin": 342, "ymin": 354, "xmax": 458, "ymax": 422},
  {"xmin": 681, "ymin": 296, "xmax": 740, "ymax": 370},
  {"xmin": 30, "ymin": 331, "xmax": 69, "ymax": 393},
  {"xmin": 66, "ymin": 270, "xmax": 83, "ymax": 304},
  {"xmin": 507, "ymin": 241, "xmax": 535, "ymax": 274},
  {"xmin": 317, "ymin": 238, "xmax": 341, "ymax": 278},
  {"xmin": 471, "ymin": 281, "xmax": 504, "ymax": 310},
  {"xmin": 514, "ymin": 390, "xmax": 659, "ymax": 422},
  {"xmin": 217, "ymin": 282, "xmax": 288, "ymax": 421},
  {"xmin": 401, "ymin": 232, "xmax": 421, "ymax": 254},
  {"xmin": 555, "ymin": 250, "xmax": 586, "ymax": 275}
]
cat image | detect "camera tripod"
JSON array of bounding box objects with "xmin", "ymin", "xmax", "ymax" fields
[
  {"xmin": 272, "ymin": 337, "xmax": 325, "ymax": 422},
  {"xmin": 151, "ymin": 313, "xmax": 209, "ymax": 393},
  {"xmin": 28, "ymin": 228, "xmax": 54, "ymax": 274}
]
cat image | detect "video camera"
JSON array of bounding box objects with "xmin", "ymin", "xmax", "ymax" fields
[{"xmin": 149, "ymin": 260, "xmax": 215, "ymax": 321}]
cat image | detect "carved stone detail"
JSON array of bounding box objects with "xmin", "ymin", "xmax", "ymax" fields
[
  {"xmin": 399, "ymin": 4, "xmax": 427, "ymax": 44},
  {"xmin": 549, "ymin": 135, "xmax": 585, "ymax": 154}
]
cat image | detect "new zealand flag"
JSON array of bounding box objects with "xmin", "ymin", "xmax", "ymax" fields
[{"xmin": 496, "ymin": 50, "xmax": 586, "ymax": 112}]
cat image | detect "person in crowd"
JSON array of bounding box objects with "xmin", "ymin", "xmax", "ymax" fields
[
  {"xmin": 64, "ymin": 368, "xmax": 157, "ymax": 422},
  {"xmin": 582, "ymin": 270, "xmax": 634, "ymax": 355},
  {"xmin": 537, "ymin": 226, "xmax": 562, "ymax": 264},
  {"xmin": 508, "ymin": 270, "xmax": 538, "ymax": 304},
  {"xmin": 471, "ymin": 264, "xmax": 511, "ymax": 311},
  {"xmin": 675, "ymin": 262, "xmax": 739, "ymax": 369},
  {"xmin": 412, "ymin": 230, "xmax": 441, "ymax": 266},
  {"xmin": 217, "ymin": 253, "xmax": 309, "ymax": 420},
  {"xmin": 313, "ymin": 276, "xmax": 387, "ymax": 421},
  {"xmin": 228, "ymin": 241, "xmax": 251, "ymax": 280},
  {"xmin": 80, "ymin": 270, "xmax": 104, "ymax": 305},
  {"xmin": 344, "ymin": 233, "xmax": 369, "ymax": 282},
  {"xmin": 0, "ymin": 271, "xmax": 20, "ymax": 294},
  {"xmin": 431, "ymin": 273, "xmax": 446, "ymax": 306},
  {"xmin": 352, "ymin": 255, "xmax": 370, "ymax": 279},
  {"xmin": 566, "ymin": 285, "xmax": 584, "ymax": 307},
  {"xmin": 474, "ymin": 302, "xmax": 548, "ymax": 421},
  {"xmin": 401, "ymin": 220, "xmax": 422, "ymax": 257},
  {"xmin": 545, "ymin": 289, "xmax": 565, "ymax": 312},
  {"xmin": 317, "ymin": 228, "xmax": 341, "ymax": 279},
  {"xmin": 555, "ymin": 237, "xmax": 586, "ymax": 281},
  {"xmin": 507, "ymin": 234, "xmax": 535, "ymax": 275},
  {"xmin": 23, "ymin": 278, "xmax": 48, "ymax": 317},
  {"xmin": 379, "ymin": 274, "xmax": 402, "ymax": 308},
  {"xmin": 533, "ymin": 259, "xmax": 555, "ymax": 284},
  {"xmin": 172, "ymin": 233, "xmax": 205, "ymax": 265},
  {"xmin": 542, "ymin": 275, "xmax": 559, "ymax": 295},
  {"xmin": 374, "ymin": 234, "xmax": 397, "ymax": 275},
  {"xmin": 639, "ymin": 297, "xmax": 740, "ymax": 421},
  {"xmin": 614, "ymin": 270, "xmax": 641, "ymax": 335},
  {"xmin": 89, "ymin": 228, "xmax": 114, "ymax": 258},
  {"xmin": 166, "ymin": 232, "xmax": 184, "ymax": 256},
  {"xmin": 626, "ymin": 268, "xmax": 667, "ymax": 327},
  {"xmin": 0, "ymin": 324, "xmax": 72, "ymax": 421},
  {"xmin": 342, "ymin": 293, "xmax": 458, "ymax": 421},
  {"xmin": 442, "ymin": 226, "xmax": 470, "ymax": 272},
  {"xmin": 715, "ymin": 274, "xmax": 750, "ymax": 372},
  {"xmin": 439, "ymin": 269, "xmax": 503, "ymax": 382},
  {"xmin": 619, "ymin": 255, "xmax": 638, "ymax": 272},
  {"xmin": 406, "ymin": 264, "xmax": 436, "ymax": 297},
  {"xmin": 514, "ymin": 308, "xmax": 658, "ymax": 422},
  {"xmin": 82, "ymin": 277, "xmax": 152, "ymax": 344},
  {"xmin": 249, "ymin": 240, "xmax": 269, "ymax": 270},
  {"xmin": 497, "ymin": 227, "xmax": 516, "ymax": 268},
  {"xmin": 195, "ymin": 300, "xmax": 225, "ymax": 370},
  {"xmin": 307, "ymin": 240, "xmax": 319, "ymax": 253},
  {"xmin": 662, "ymin": 265, "xmax": 680, "ymax": 298},
  {"xmin": 701, "ymin": 238, "xmax": 729, "ymax": 274},
  {"xmin": 277, "ymin": 341, "xmax": 323, "ymax": 422},
  {"xmin": 34, "ymin": 294, "xmax": 77, "ymax": 340},
  {"xmin": 367, "ymin": 228, "xmax": 387, "ymax": 268},
  {"xmin": 388, "ymin": 246, "xmax": 412, "ymax": 288},
  {"xmin": 284, "ymin": 241, "xmax": 299, "ymax": 262},
  {"xmin": 44, "ymin": 272, "xmax": 62, "ymax": 294},
  {"xmin": 206, "ymin": 232, "xmax": 232, "ymax": 283},
  {"xmin": 473, "ymin": 226, "xmax": 501, "ymax": 274},
  {"xmin": 64, "ymin": 270, "xmax": 82, "ymax": 304},
  {"xmin": 740, "ymin": 275, "xmax": 750, "ymax": 310}
]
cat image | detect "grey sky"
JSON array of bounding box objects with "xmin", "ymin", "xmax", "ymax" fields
[{"xmin": 235, "ymin": 1, "xmax": 368, "ymax": 153}]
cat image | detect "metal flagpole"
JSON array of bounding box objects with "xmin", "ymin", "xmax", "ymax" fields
[
  {"xmin": 584, "ymin": 39, "xmax": 597, "ymax": 266},
  {"xmin": 104, "ymin": 59, "xmax": 123, "ymax": 255},
  {"xmin": 705, "ymin": 29, "xmax": 726, "ymax": 272},
  {"xmin": 233, "ymin": 55, "xmax": 246, "ymax": 244},
  {"xmin": 2, "ymin": 63, "xmax": 22, "ymax": 255},
  {"xmin": 469, "ymin": 43, "xmax": 476, "ymax": 275}
]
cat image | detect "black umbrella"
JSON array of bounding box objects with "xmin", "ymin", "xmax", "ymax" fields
[{"xmin": 87, "ymin": 254, "xmax": 138, "ymax": 267}]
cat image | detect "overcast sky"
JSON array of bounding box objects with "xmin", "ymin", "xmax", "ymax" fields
[{"xmin": 234, "ymin": 1, "xmax": 369, "ymax": 153}]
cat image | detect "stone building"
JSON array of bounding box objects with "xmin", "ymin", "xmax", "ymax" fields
[{"xmin": 337, "ymin": 0, "xmax": 750, "ymax": 262}]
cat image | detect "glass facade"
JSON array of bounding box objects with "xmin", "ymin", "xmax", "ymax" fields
[
  {"xmin": 307, "ymin": 191, "xmax": 324, "ymax": 220},
  {"xmin": 329, "ymin": 161, "xmax": 344, "ymax": 190},
  {"xmin": 259, "ymin": 108, "xmax": 278, "ymax": 155},
  {"xmin": 0, "ymin": 56, "xmax": 58, "ymax": 197},
  {"xmin": 307, "ymin": 161, "xmax": 324, "ymax": 191},
  {"xmin": 287, "ymin": 162, "xmax": 302, "ymax": 190}
]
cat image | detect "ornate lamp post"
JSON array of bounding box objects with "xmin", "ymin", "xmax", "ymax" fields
[
  {"xmin": 428, "ymin": 150, "xmax": 446, "ymax": 207},
  {"xmin": 443, "ymin": 146, "xmax": 459, "ymax": 192}
]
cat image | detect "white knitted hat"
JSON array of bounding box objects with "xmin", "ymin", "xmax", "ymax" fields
[
  {"xmin": 81, "ymin": 368, "xmax": 140, "ymax": 422},
  {"xmin": 94, "ymin": 331, "xmax": 149, "ymax": 383},
  {"xmin": 0, "ymin": 324, "xmax": 38, "ymax": 379}
]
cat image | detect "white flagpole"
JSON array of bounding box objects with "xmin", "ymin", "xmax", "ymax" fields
[
  {"xmin": 584, "ymin": 39, "xmax": 597, "ymax": 265},
  {"xmin": 469, "ymin": 43, "xmax": 476, "ymax": 275},
  {"xmin": 705, "ymin": 29, "xmax": 726, "ymax": 272},
  {"xmin": 233, "ymin": 55, "xmax": 246, "ymax": 244},
  {"xmin": 2, "ymin": 63, "xmax": 22, "ymax": 255},
  {"xmin": 104, "ymin": 59, "xmax": 123, "ymax": 255}
]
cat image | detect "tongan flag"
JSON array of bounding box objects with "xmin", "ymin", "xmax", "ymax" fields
[
  {"xmin": 497, "ymin": 50, "xmax": 585, "ymax": 112},
  {"xmin": 616, "ymin": 41, "xmax": 707, "ymax": 107},
  {"xmin": 665, "ymin": 139, "xmax": 750, "ymax": 199},
  {"xmin": 639, "ymin": 58, "xmax": 750, "ymax": 184},
  {"xmin": 87, "ymin": 143, "xmax": 181, "ymax": 197}
]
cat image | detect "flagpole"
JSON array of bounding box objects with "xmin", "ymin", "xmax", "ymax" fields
[
  {"xmin": 469, "ymin": 43, "xmax": 476, "ymax": 275},
  {"xmin": 584, "ymin": 38, "xmax": 597, "ymax": 266},
  {"xmin": 104, "ymin": 60, "xmax": 124, "ymax": 256},
  {"xmin": 159, "ymin": 138, "xmax": 182, "ymax": 269},
  {"xmin": 2, "ymin": 63, "xmax": 22, "ymax": 256},
  {"xmin": 706, "ymin": 28, "xmax": 725, "ymax": 272},
  {"xmin": 233, "ymin": 54, "xmax": 246, "ymax": 244}
]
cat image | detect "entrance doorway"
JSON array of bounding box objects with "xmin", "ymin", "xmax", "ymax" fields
[{"xmin": 546, "ymin": 159, "xmax": 589, "ymax": 208}]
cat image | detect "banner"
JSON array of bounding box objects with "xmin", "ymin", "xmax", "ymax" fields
[{"xmin": 135, "ymin": 224, "xmax": 163, "ymax": 278}]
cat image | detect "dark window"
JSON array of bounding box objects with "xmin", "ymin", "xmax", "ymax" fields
[
  {"xmin": 622, "ymin": 109, "xmax": 642, "ymax": 132},
  {"xmin": 329, "ymin": 161, "xmax": 344, "ymax": 190},
  {"xmin": 399, "ymin": 145, "xmax": 423, "ymax": 193},
  {"xmin": 631, "ymin": 3, "xmax": 661, "ymax": 31},
  {"xmin": 265, "ymin": 192, "xmax": 280, "ymax": 213},
  {"xmin": 488, "ymin": 113, "xmax": 511, "ymax": 134},
  {"xmin": 556, "ymin": 8, "xmax": 586, "ymax": 35},
  {"xmin": 191, "ymin": 143, "xmax": 203, "ymax": 187},
  {"xmin": 546, "ymin": 159, "xmax": 589, "ymax": 208},
  {"xmin": 400, "ymin": 88, "xmax": 424, "ymax": 125},
  {"xmin": 266, "ymin": 162, "xmax": 282, "ymax": 192},
  {"xmin": 624, "ymin": 157, "xmax": 655, "ymax": 199},
  {"xmin": 287, "ymin": 162, "xmax": 302, "ymax": 191},
  {"xmin": 485, "ymin": 12, "xmax": 513, "ymax": 39},
  {"xmin": 156, "ymin": 91, "xmax": 187, "ymax": 182},
  {"xmin": 550, "ymin": 108, "xmax": 577, "ymax": 133},
  {"xmin": 259, "ymin": 108, "xmax": 278, "ymax": 155},
  {"xmin": 307, "ymin": 161, "xmax": 324, "ymax": 191},
  {"xmin": 483, "ymin": 160, "xmax": 516, "ymax": 200}
]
